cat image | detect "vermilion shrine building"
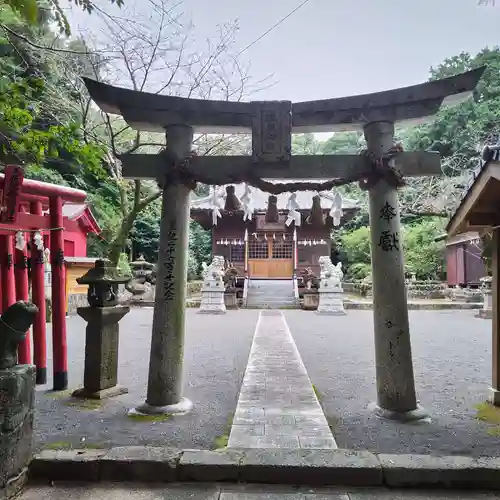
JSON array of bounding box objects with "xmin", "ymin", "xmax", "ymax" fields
[
  {"xmin": 445, "ymin": 231, "xmax": 486, "ymax": 287},
  {"xmin": 191, "ymin": 184, "xmax": 359, "ymax": 279},
  {"xmin": 0, "ymin": 166, "xmax": 100, "ymax": 390},
  {"xmin": 446, "ymin": 145, "xmax": 500, "ymax": 405}
]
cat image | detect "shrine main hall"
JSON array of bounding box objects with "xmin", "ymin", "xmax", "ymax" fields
[{"xmin": 190, "ymin": 185, "xmax": 359, "ymax": 279}]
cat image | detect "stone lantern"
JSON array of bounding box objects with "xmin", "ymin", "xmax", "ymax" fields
[
  {"xmin": 72, "ymin": 259, "xmax": 131, "ymax": 399},
  {"xmin": 126, "ymin": 255, "xmax": 156, "ymax": 305}
]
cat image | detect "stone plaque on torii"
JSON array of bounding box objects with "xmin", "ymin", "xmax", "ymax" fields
[{"xmin": 83, "ymin": 67, "xmax": 484, "ymax": 419}]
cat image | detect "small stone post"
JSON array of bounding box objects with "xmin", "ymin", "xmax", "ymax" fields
[
  {"xmin": 72, "ymin": 260, "xmax": 130, "ymax": 399},
  {"xmin": 131, "ymin": 124, "xmax": 194, "ymax": 416},
  {"xmin": 478, "ymin": 276, "xmax": 493, "ymax": 319},
  {"xmin": 0, "ymin": 301, "xmax": 38, "ymax": 499},
  {"xmin": 365, "ymin": 121, "xmax": 426, "ymax": 421}
]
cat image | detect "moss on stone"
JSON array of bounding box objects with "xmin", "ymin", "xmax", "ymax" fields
[
  {"xmin": 213, "ymin": 434, "xmax": 229, "ymax": 449},
  {"xmin": 79, "ymin": 442, "xmax": 106, "ymax": 449},
  {"xmin": 43, "ymin": 441, "xmax": 72, "ymax": 450},
  {"xmin": 44, "ymin": 389, "xmax": 73, "ymax": 399},
  {"xmin": 475, "ymin": 402, "xmax": 500, "ymax": 424},
  {"xmin": 312, "ymin": 384, "xmax": 322, "ymax": 401},
  {"xmin": 127, "ymin": 413, "xmax": 171, "ymax": 422},
  {"xmin": 44, "ymin": 441, "xmax": 105, "ymax": 450},
  {"xmin": 65, "ymin": 398, "xmax": 103, "ymax": 410},
  {"xmin": 213, "ymin": 413, "xmax": 234, "ymax": 450},
  {"xmin": 474, "ymin": 402, "xmax": 500, "ymax": 436}
]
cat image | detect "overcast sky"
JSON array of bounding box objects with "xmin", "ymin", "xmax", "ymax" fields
[{"xmin": 65, "ymin": 0, "xmax": 500, "ymax": 102}]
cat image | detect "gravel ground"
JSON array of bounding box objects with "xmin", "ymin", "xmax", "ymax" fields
[
  {"xmin": 35, "ymin": 308, "xmax": 257, "ymax": 451},
  {"xmin": 35, "ymin": 308, "xmax": 500, "ymax": 456},
  {"xmin": 285, "ymin": 309, "xmax": 499, "ymax": 457}
]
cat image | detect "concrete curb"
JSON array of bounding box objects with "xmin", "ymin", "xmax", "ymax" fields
[
  {"xmin": 344, "ymin": 301, "xmax": 482, "ymax": 311},
  {"xmin": 28, "ymin": 447, "xmax": 500, "ymax": 489}
]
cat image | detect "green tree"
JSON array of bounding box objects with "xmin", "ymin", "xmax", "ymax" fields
[
  {"xmin": 4, "ymin": 0, "xmax": 124, "ymax": 35},
  {"xmin": 189, "ymin": 220, "xmax": 212, "ymax": 278},
  {"xmin": 292, "ymin": 134, "xmax": 322, "ymax": 155},
  {"xmin": 322, "ymin": 132, "xmax": 363, "ymax": 154},
  {"xmin": 337, "ymin": 226, "xmax": 372, "ymax": 280},
  {"xmin": 130, "ymin": 200, "xmax": 161, "ymax": 263},
  {"xmin": 0, "ymin": 4, "xmax": 106, "ymax": 177},
  {"xmin": 403, "ymin": 219, "xmax": 446, "ymax": 279}
]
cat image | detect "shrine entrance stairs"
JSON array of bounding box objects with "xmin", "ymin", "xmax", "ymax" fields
[{"xmin": 245, "ymin": 279, "xmax": 298, "ymax": 309}]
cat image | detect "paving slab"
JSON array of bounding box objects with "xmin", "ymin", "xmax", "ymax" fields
[{"xmin": 228, "ymin": 311, "xmax": 336, "ymax": 449}]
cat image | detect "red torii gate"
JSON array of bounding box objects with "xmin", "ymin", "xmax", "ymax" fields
[{"xmin": 0, "ymin": 166, "xmax": 87, "ymax": 390}]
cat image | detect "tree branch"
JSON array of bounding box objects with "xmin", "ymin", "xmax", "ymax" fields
[
  {"xmin": 405, "ymin": 209, "xmax": 449, "ymax": 218},
  {"xmin": 0, "ymin": 24, "xmax": 96, "ymax": 55},
  {"xmin": 138, "ymin": 189, "xmax": 162, "ymax": 211}
]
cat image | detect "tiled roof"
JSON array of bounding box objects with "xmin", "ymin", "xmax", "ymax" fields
[
  {"xmin": 190, "ymin": 181, "xmax": 359, "ymax": 212},
  {"xmin": 62, "ymin": 204, "xmax": 87, "ymax": 219},
  {"xmin": 446, "ymin": 145, "xmax": 500, "ymax": 232}
]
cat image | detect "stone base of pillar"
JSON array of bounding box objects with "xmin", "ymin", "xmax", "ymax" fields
[
  {"xmin": 72, "ymin": 385, "xmax": 128, "ymax": 400},
  {"xmin": 489, "ymin": 388, "xmax": 500, "ymax": 406},
  {"xmin": 477, "ymin": 290, "xmax": 492, "ymax": 319},
  {"xmin": 302, "ymin": 291, "xmax": 319, "ymax": 310},
  {"xmin": 368, "ymin": 402, "xmax": 429, "ymax": 422},
  {"xmin": 476, "ymin": 309, "xmax": 493, "ymax": 319},
  {"xmin": 317, "ymin": 290, "xmax": 346, "ymax": 315},
  {"xmin": 198, "ymin": 289, "xmax": 226, "ymax": 314},
  {"xmin": 224, "ymin": 291, "xmax": 239, "ymax": 310},
  {"xmin": 129, "ymin": 397, "xmax": 194, "ymax": 417}
]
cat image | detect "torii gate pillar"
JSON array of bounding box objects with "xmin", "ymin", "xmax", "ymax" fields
[
  {"xmin": 130, "ymin": 124, "xmax": 194, "ymax": 416},
  {"xmin": 365, "ymin": 121, "xmax": 426, "ymax": 421}
]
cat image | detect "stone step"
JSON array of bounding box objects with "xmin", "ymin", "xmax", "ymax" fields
[
  {"xmin": 248, "ymin": 298, "xmax": 295, "ymax": 302},
  {"xmin": 246, "ymin": 305, "xmax": 297, "ymax": 309},
  {"xmin": 246, "ymin": 280, "xmax": 296, "ymax": 308},
  {"xmin": 30, "ymin": 446, "xmax": 500, "ymax": 490},
  {"xmin": 246, "ymin": 296, "xmax": 296, "ymax": 302},
  {"xmin": 247, "ymin": 299, "xmax": 296, "ymax": 302},
  {"xmin": 247, "ymin": 296, "xmax": 296, "ymax": 301}
]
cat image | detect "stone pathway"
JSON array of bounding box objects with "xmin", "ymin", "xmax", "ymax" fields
[
  {"xmin": 19, "ymin": 484, "xmax": 500, "ymax": 499},
  {"xmin": 228, "ymin": 310, "xmax": 336, "ymax": 449}
]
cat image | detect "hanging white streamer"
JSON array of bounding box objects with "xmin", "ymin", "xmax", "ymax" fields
[
  {"xmin": 241, "ymin": 184, "xmax": 254, "ymax": 221},
  {"xmin": 44, "ymin": 248, "xmax": 50, "ymax": 265},
  {"xmin": 210, "ymin": 187, "xmax": 225, "ymax": 226},
  {"xmin": 15, "ymin": 231, "xmax": 26, "ymax": 251},
  {"xmin": 285, "ymin": 193, "xmax": 301, "ymax": 227},
  {"xmin": 33, "ymin": 231, "xmax": 44, "ymax": 251},
  {"xmin": 329, "ymin": 191, "xmax": 343, "ymax": 227}
]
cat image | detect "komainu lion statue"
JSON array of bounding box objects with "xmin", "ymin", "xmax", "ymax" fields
[
  {"xmin": 317, "ymin": 256, "xmax": 343, "ymax": 288},
  {"xmin": 202, "ymin": 256, "xmax": 225, "ymax": 288}
]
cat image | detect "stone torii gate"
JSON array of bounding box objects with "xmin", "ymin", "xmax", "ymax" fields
[{"xmin": 84, "ymin": 67, "xmax": 484, "ymax": 419}]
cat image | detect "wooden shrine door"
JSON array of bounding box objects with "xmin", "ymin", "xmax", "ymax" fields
[{"xmin": 248, "ymin": 233, "xmax": 293, "ymax": 279}]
